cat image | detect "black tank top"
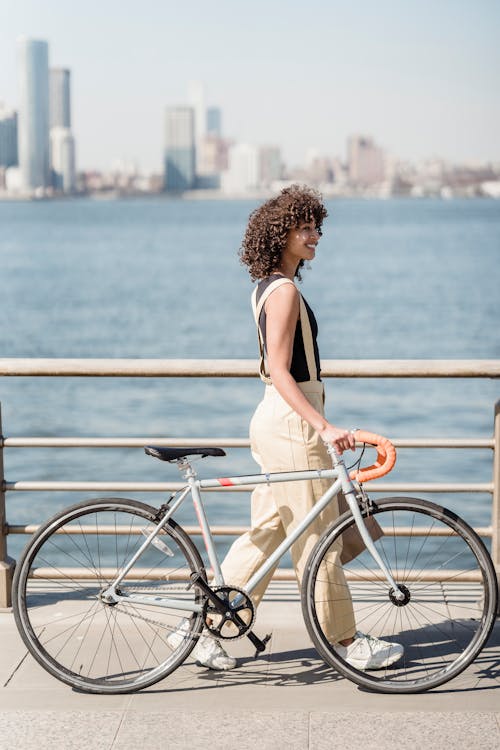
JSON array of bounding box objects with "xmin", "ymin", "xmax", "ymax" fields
[{"xmin": 256, "ymin": 274, "xmax": 321, "ymax": 382}]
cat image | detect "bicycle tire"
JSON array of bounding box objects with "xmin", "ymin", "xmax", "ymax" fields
[
  {"xmin": 302, "ymin": 496, "xmax": 497, "ymax": 693},
  {"xmin": 12, "ymin": 497, "xmax": 206, "ymax": 694}
]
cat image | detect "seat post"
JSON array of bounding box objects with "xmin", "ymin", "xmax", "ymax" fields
[{"xmin": 176, "ymin": 457, "xmax": 197, "ymax": 480}]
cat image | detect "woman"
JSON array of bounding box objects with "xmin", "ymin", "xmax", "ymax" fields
[{"xmin": 190, "ymin": 185, "xmax": 403, "ymax": 672}]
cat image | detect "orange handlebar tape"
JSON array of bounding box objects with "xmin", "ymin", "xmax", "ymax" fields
[{"xmin": 349, "ymin": 430, "xmax": 397, "ymax": 483}]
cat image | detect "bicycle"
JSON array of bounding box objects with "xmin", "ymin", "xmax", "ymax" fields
[{"xmin": 12, "ymin": 430, "xmax": 498, "ymax": 695}]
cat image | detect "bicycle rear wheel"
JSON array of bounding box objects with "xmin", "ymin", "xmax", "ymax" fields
[
  {"xmin": 302, "ymin": 496, "xmax": 497, "ymax": 693},
  {"xmin": 12, "ymin": 498, "xmax": 206, "ymax": 693}
]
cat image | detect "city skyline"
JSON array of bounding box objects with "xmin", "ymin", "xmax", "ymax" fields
[{"xmin": 1, "ymin": 1, "xmax": 499, "ymax": 173}]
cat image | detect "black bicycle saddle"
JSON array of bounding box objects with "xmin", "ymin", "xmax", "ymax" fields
[{"xmin": 145, "ymin": 446, "xmax": 226, "ymax": 462}]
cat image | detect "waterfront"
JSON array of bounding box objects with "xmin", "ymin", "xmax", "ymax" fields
[{"xmin": 0, "ymin": 197, "xmax": 499, "ymax": 561}]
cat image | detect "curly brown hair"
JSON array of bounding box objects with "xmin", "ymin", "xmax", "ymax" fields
[{"xmin": 239, "ymin": 184, "xmax": 328, "ymax": 281}]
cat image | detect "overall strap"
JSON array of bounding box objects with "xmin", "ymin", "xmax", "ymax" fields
[
  {"xmin": 298, "ymin": 294, "xmax": 319, "ymax": 383},
  {"xmin": 252, "ymin": 277, "xmax": 293, "ymax": 385},
  {"xmin": 252, "ymin": 277, "xmax": 318, "ymax": 384}
]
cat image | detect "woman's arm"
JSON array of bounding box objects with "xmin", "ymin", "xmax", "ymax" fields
[{"xmin": 265, "ymin": 284, "xmax": 355, "ymax": 453}]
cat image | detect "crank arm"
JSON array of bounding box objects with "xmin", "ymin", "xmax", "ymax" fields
[
  {"xmin": 226, "ymin": 605, "xmax": 270, "ymax": 655},
  {"xmin": 189, "ymin": 572, "xmax": 229, "ymax": 614}
]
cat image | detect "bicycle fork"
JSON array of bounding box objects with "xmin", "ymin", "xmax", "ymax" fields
[{"xmin": 328, "ymin": 445, "xmax": 406, "ymax": 603}]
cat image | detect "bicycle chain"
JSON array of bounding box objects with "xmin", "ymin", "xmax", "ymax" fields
[
  {"xmin": 107, "ymin": 590, "xmax": 202, "ymax": 635},
  {"xmin": 113, "ymin": 603, "xmax": 180, "ymax": 632}
]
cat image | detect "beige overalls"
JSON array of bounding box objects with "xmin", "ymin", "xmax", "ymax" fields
[{"xmin": 220, "ymin": 277, "xmax": 356, "ymax": 644}]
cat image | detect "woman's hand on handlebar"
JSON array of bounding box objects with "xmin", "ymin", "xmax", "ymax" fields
[{"xmin": 319, "ymin": 424, "xmax": 356, "ymax": 454}]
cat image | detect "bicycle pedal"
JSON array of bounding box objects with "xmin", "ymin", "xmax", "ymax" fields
[{"xmin": 253, "ymin": 633, "xmax": 272, "ymax": 659}]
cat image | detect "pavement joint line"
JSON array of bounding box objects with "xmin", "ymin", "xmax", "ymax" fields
[
  {"xmin": 109, "ymin": 709, "xmax": 126, "ymax": 750},
  {"xmin": 3, "ymin": 648, "xmax": 30, "ymax": 688}
]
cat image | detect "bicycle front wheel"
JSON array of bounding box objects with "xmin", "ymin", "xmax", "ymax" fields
[
  {"xmin": 302, "ymin": 496, "xmax": 497, "ymax": 693},
  {"xmin": 12, "ymin": 498, "xmax": 206, "ymax": 694}
]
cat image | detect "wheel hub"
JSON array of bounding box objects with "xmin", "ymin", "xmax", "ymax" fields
[
  {"xmin": 99, "ymin": 587, "xmax": 120, "ymax": 606},
  {"xmin": 389, "ymin": 584, "xmax": 411, "ymax": 606}
]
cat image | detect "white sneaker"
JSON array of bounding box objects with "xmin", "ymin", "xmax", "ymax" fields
[
  {"xmin": 167, "ymin": 619, "xmax": 236, "ymax": 671},
  {"xmin": 336, "ymin": 631, "xmax": 404, "ymax": 670},
  {"xmin": 193, "ymin": 632, "xmax": 237, "ymax": 671}
]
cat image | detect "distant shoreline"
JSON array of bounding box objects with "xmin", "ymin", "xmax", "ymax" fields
[{"xmin": 1, "ymin": 190, "xmax": 498, "ymax": 203}]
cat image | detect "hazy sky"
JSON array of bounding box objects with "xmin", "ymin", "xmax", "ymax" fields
[{"xmin": 1, "ymin": 0, "xmax": 499, "ymax": 172}]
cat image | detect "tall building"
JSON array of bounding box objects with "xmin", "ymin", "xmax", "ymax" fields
[
  {"xmin": 347, "ymin": 135, "xmax": 385, "ymax": 186},
  {"xmin": 259, "ymin": 146, "xmax": 282, "ymax": 188},
  {"xmin": 222, "ymin": 144, "xmax": 282, "ymax": 193},
  {"xmin": 49, "ymin": 67, "xmax": 76, "ymax": 192},
  {"xmin": 305, "ymin": 153, "xmax": 334, "ymax": 186},
  {"xmin": 50, "ymin": 126, "xmax": 75, "ymax": 192},
  {"xmin": 197, "ymin": 135, "xmax": 230, "ymax": 175},
  {"xmin": 222, "ymin": 143, "xmax": 260, "ymax": 194},
  {"xmin": 0, "ymin": 104, "xmax": 18, "ymax": 167},
  {"xmin": 50, "ymin": 68, "xmax": 71, "ymax": 128},
  {"xmin": 17, "ymin": 37, "xmax": 50, "ymax": 192},
  {"xmin": 164, "ymin": 107, "xmax": 195, "ymax": 192},
  {"xmin": 206, "ymin": 107, "xmax": 221, "ymax": 137},
  {"xmin": 188, "ymin": 81, "xmax": 206, "ymax": 175}
]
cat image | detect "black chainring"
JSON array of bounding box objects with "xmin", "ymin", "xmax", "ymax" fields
[{"xmin": 202, "ymin": 585, "xmax": 255, "ymax": 640}]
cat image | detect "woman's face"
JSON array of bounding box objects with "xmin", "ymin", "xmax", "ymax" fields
[{"xmin": 282, "ymin": 220, "xmax": 321, "ymax": 268}]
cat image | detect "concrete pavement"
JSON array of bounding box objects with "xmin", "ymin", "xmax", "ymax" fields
[{"xmin": 1, "ymin": 582, "xmax": 499, "ymax": 749}]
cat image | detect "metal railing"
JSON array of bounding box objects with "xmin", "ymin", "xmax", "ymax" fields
[{"xmin": 0, "ymin": 358, "xmax": 499, "ymax": 609}]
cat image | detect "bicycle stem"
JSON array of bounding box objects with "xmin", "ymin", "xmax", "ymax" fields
[{"xmin": 327, "ymin": 444, "xmax": 405, "ymax": 601}]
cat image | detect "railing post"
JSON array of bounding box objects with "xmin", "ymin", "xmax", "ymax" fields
[
  {"xmin": 0, "ymin": 403, "xmax": 15, "ymax": 608},
  {"xmin": 492, "ymin": 400, "xmax": 500, "ymax": 614}
]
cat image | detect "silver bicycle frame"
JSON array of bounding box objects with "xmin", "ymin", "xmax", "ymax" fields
[{"xmin": 105, "ymin": 448, "xmax": 403, "ymax": 611}]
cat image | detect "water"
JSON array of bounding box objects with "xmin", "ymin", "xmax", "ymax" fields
[{"xmin": 1, "ymin": 197, "xmax": 499, "ymax": 563}]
